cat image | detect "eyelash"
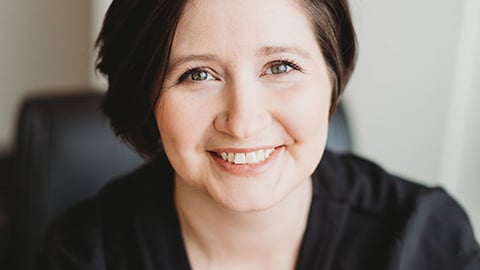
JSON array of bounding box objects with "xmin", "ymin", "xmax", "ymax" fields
[{"xmin": 176, "ymin": 59, "xmax": 303, "ymax": 84}]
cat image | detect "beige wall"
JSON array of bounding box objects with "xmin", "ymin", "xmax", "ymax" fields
[
  {"xmin": 440, "ymin": 0, "xmax": 480, "ymax": 239},
  {"xmin": 346, "ymin": 0, "xmax": 464, "ymax": 185},
  {"xmin": 347, "ymin": 0, "xmax": 480, "ymax": 237},
  {"xmin": 90, "ymin": 0, "xmax": 111, "ymax": 89},
  {"xmin": 0, "ymin": 1, "xmax": 92, "ymax": 155}
]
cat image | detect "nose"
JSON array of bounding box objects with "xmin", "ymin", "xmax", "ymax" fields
[{"xmin": 214, "ymin": 79, "xmax": 271, "ymax": 139}]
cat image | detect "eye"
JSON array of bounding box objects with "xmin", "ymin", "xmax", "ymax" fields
[
  {"xmin": 264, "ymin": 61, "xmax": 301, "ymax": 75},
  {"xmin": 270, "ymin": 63, "xmax": 291, "ymax": 74},
  {"xmin": 178, "ymin": 68, "xmax": 215, "ymax": 83}
]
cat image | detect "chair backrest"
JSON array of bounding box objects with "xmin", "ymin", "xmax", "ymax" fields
[
  {"xmin": 8, "ymin": 91, "xmax": 352, "ymax": 270},
  {"xmin": 9, "ymin": 91, "xmax": 144, "ymax": 270},
  {"xmin": 327, "ymin": 104, "xmax": 352, "ymax": 153}
]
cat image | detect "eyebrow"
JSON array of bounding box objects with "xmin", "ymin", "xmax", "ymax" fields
[
  {"xmin": 167, "ymin": 46, "xmax": 311, "ymax": 70},
  {"xmin": 256, "ymin": 46, "xmax": 311, "ymax": 59},
  {"xmin": 167, "ymin": 54, "xmax": 218, "ymax": 71}
]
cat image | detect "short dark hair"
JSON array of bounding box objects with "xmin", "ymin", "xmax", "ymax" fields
[{"xmin": 96, "ymin": 0, "xmax": 357, "ymax": 159}]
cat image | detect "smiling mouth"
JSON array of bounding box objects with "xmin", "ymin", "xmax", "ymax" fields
[{"xmin": 214, "ymin": 148, "xmax": 276, "ymax": 165}]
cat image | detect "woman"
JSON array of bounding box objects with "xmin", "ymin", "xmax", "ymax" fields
[{"xmin": 41, "ymin": 0, "xmax": 480, "ymax": 269}]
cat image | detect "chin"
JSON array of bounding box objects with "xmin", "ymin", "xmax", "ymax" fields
[
  {"xmin": 209, "ymin": 183, "xmax": 296, "ymax": 213},
  {"xmin": 218, "ymin": 197, "xmax": 280, "ymax": 213}
]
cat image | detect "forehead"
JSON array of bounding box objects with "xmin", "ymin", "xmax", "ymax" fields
[{"xmin": 171, "ymin": 0, "xmax": 318, "ymax": 58}]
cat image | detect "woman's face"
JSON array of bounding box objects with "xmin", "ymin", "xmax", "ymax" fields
[{"xmin": 155, "ymin": 0, "xmax": 332, "ymax": 212}]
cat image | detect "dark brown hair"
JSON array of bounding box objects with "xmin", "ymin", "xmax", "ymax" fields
[{"xmin": 96, "ymin": 0, "xmax": 357, "ymax": 159}]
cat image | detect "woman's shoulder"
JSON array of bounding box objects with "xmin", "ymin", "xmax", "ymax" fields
[
  {"xmin": 312, "ymin": 151, "xmax": 480, "ymax": 269},
  {"xmin": 314, "ymin": 150, "xmax": 446, "ymax": 213},
  {"xmin": 39, "ymin": 155, "xmax": 178, "ymax": 269}
]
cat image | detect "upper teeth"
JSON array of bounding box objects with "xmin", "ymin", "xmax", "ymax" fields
[{"xmin": 219, "ymin": 148, "xmax": 275, "ymax": 164}]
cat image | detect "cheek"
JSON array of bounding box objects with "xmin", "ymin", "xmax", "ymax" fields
[
  {"xmin": 279, "ymin": 79, "xmax": 331, "ymax": 145},
  {"xmin": 155, "ymin": 93, "xmax": 209, "ymax": 155}
]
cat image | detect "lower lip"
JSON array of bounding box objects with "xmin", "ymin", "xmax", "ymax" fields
[{"xmin": 209, "ymin": 147, "xmax": 282, "ymax": 177}]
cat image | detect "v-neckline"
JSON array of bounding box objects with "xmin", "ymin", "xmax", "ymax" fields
[{"xmin": 167, "ymin": 174, "xmax": 349, "ymax": 270}]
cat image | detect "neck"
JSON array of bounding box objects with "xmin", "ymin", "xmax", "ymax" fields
[{"xmin": 174, "ymin": 177, "xmax": 312, "ymax": 270}]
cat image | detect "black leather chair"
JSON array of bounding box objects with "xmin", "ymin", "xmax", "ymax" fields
[
  {"xmin": 327, "ymin": 104, "xmax": 352, "ymax": 153},
  {"xmin": 7, "ymin": 90, "xmax": 352, "ymax": 270},
  {"xmin": 8, "ymin": 91, "xmax": 144, "ymax": 270},
  {"xmin": 0, "ymin": 154, "xmax": 12, "ymax": 268}
]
